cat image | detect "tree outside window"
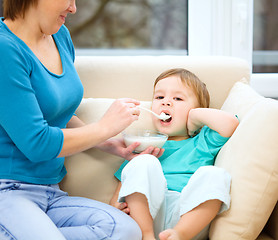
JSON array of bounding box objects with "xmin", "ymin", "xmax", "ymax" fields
[
  {"xmin": 65, "ymin": 0, "xmax": 188, "ymax": 51},
  {"xmin": 253, "ymin": 0, "xmax": 278, "ymax": 73}
]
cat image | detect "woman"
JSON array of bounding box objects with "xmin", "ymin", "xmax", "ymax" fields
[{"xmin": 0, "ymin": 0, "xmax": 162, "ymax": 239}]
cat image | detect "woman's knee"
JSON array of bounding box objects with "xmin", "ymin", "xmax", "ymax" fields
[
  {"xmin": 116, "ymin": 216, "xmax": 142, "ymax": 240},
  {"xmin": 96, "ymin": 207, "xmax": 142, "ymax": 240}
]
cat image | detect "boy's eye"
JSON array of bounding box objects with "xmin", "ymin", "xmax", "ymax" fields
[
  {"xmin": 174, "ymin": 97, "xmax": 183, "ymax": 101},
  {"xmin": 155, "ymin": 96, "xmax": 164, "ymax": 100}
]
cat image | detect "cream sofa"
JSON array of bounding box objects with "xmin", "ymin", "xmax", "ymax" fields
[{"xmin": 59, "ymin": 56, "xmax": 278, "ymax": 240}]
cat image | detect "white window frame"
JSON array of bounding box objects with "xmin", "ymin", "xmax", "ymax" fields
[{"xmin": 188, "ymin": 0, "xmax": 278, "ymax": 98}]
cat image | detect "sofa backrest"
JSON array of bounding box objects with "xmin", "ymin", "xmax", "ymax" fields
[{"xmin": 74, "ymin": 56, "xmax": 250, "ymax": 109}]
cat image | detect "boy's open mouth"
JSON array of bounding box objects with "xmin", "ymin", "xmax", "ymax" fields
[{"xmin": 162, "ymin": 113, "xmax": 172, "ymax": 122}]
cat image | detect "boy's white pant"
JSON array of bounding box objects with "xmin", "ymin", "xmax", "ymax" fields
[{"xmin": 118, "ymin": 154, "xmax": 231, "ymax": 240}]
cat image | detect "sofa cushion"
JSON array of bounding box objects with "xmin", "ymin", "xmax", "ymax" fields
[{"xmin": 210, "ymin": 81, "xmax": 278, "ymax": 239}]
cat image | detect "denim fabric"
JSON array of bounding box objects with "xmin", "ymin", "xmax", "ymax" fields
[{"xmin": 0, "ymin": 180, "xmax": 141, "ymax": 240}]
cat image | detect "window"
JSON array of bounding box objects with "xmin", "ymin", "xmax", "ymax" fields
[
  {"xmin": 0, "ymin": 0, "xmax": 189, "ymax": 56},
  {"xmin": 188, "ymin": 0, "xmax": 253, "ymax": 64},
  {"xmin": 251, "ymin": 0, "xmax": 278, "ymax": 98},
  {"xmin": 1, "ymin": 0, "xmax": 276, "ymax": 97},
  {"xmin": 65, "ymin": 0, "xmax": 188, "ymax": 55},
  {"xmin": 189, "ymin": 0, "xmax": 278, "ymax": 98},
  {"xmin": 253, "ymin": 0, "xmax": 278, "ymax": 73}
]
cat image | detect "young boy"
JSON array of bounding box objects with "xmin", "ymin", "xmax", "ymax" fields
[{"xmin": 110, "ymin": 68, "xmax": 239, "ymax": 240}]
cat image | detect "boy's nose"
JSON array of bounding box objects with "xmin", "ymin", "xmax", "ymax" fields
[{"xmin": 162, "ymin": 101, "xmax": 172, "ymax": 107}]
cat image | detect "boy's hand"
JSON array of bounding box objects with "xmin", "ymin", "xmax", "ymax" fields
[
  {"xmin": 187, "ymin": 108, "xmax": 239, "ymax": 138},
  {"xmin": 138, "ymin": 145, "xmax": 164, "ymax": 158},
  {"xmin": 112, "ymin": 201, "xmax": 130, "ymax": 215},
  {"xmin": 125, "ymin": 143, "xmax": 164, "ymax": 160}
]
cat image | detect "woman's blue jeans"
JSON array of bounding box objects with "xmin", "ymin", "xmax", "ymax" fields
[{"xmin": 0, "ymin": 180, "xmax": 141, "ymax": 240}]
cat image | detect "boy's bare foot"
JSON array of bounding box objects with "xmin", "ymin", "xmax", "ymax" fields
[
  {"xmin": 142, "ymin": 236, "xmax": 156, "ymax": 240},
  {"xmin": 142, "ymin": 232, "xmax": 156, "ymax": 240},
  {"xmin": 159, "ymin": 229, "xmax": 180, "ymax": 240}
]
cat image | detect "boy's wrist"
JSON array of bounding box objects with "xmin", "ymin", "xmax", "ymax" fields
[{"xmin": 187, "ymin": 108, "xmax": 204, "ymax": 136}]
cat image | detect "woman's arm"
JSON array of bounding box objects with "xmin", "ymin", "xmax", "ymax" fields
[
  {"xmin": 57, "ymin": 98, "xmax": 140, "ymax": 158},
  {"xmin": 67, "ymin": 105, "xmax": 165, "ymax": 160},
  {"xmin": 187, "ymin": 108, "xmax": 239, "ymax": 138},
  {"xmin": 66, "ymin": 115, "xmax": 86, "ymax": 128},
  {"xmin": 66, "ymin": 115, "xmax": 164, "ymax": 160}
]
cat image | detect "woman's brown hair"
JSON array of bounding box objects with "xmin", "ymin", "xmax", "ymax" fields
[
  {"xmin": 3, "ymin": 0, "xmax": 38, "ymax": 20},
  {"xmin": 154, "ymin": 68, "xmax": 210, "ymax": 108}
]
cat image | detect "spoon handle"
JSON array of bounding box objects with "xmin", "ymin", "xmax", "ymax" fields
[{"xmin": 137, "ymin": 105, "xmax": 161, "ymax": 119}]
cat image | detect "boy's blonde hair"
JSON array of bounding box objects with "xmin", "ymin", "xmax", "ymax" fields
[{"xmin": 154, "ymin": 68, "xmax": 210, "ymax": 108}]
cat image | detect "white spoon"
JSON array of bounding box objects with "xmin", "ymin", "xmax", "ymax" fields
[{"xmin": 138, "ymin": 106, "xmax": 171, "ymax": 121}]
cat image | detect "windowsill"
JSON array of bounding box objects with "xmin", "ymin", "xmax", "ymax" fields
[
  {"xmin": 251, "ymin": 73, "xmax": 278, "ymax": 98},
  {"xmin": 75, "ymin": 49, "xmax": 188, "ymax": 56}
]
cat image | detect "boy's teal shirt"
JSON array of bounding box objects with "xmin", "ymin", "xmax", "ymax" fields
[
  {"xmin": 0, "ymin": 19, "xmax": 84, "ymax": 184},
  {"xmin": 115, "ymin": 126, "xmax": 229, "ymax": 192}
]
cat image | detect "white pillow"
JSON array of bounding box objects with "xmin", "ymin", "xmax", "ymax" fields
[
  {"xmin": 210, "ymin": 81, "xmax": 278, "ymax": 239},
  {"xmin": 220, "ymin": 80, "xmax": 264, "ymax": 120}
]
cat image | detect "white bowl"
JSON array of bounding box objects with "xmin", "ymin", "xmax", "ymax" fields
[{"xmin": 122, "ymin": 129, "xmax": 168, "ymax": 153}]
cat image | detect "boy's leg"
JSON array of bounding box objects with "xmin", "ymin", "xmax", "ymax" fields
[
  {"xmin": 126, "ymin": 193, "xmax": 155, "ymax": 240},
  {"xmin": 159, "ymin": 199, "xmax": 221, "ymax": 240},
  {"xmin": 119, "ymin": 154, "xmax": 167, "ymax": 240},
  {"xmin": 159, "ymin": 166, "xmax": 231, "ymax": 240}
]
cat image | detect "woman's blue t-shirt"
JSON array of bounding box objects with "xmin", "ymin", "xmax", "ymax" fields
[{"xmin": 0, "ymin": 19, "xmax": 84, "ymax": 184}]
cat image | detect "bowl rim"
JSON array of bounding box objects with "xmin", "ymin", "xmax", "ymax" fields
[{"xmin": 122, "ymin": 129, "xmax": 168, "ymax": 138}]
